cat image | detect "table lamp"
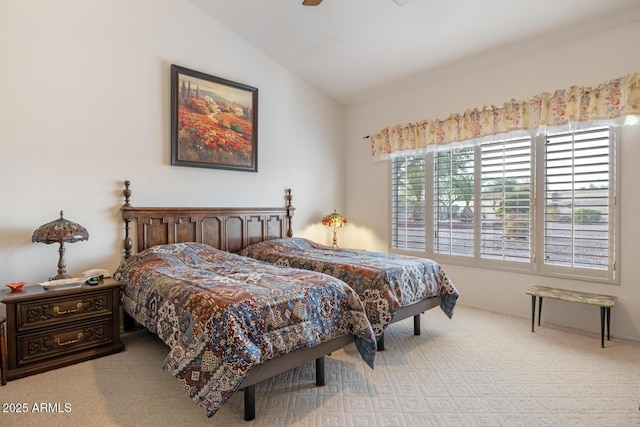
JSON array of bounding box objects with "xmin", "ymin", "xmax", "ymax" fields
[
  {"xmin": 32, "ymin": 211, "xmax": 89, "ymax": 280},
  {"xmin": 322, "ymin": 210, "xmax": 347, "ymax": 247}
]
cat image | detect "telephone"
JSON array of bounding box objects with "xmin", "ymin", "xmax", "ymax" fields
[{"xmin": 82, "ymin": 269, "xmax": 112, "ymax": 278}]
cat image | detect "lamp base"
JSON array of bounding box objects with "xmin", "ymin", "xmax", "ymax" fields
[
  {"xmin": 51, "ymin": 241, "xmax": 71, "ymax": 281},
  {"xmin": 49, "ymin": 272, "xmax": 71, "ymax": 281}
]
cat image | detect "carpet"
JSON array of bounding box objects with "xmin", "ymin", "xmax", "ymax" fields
[{"xmin": 1, "ymin": 305, "xmax": 638, "ymax": 426}]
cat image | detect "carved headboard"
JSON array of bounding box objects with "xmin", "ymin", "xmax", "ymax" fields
[{"xmin": 121, "ymin": 180, "xmax": 294, "ymax": 257}]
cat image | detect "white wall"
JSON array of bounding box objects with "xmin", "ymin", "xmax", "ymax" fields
[
  {"xmin": 0, "ymin": 0, "xmax": 345, "ymax": 299},
  {"xmin": 345, "ymin": 22, "xmax": 640, "ymax": 342}
]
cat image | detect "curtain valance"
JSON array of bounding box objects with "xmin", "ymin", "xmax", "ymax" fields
[{"xmin": 371, "ymin": 72, "xmax": 640, "ymax": 161}]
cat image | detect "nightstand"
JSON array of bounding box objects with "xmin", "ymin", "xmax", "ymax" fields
[{"xmin": 1, "ymin": 278, "xmax": 124, "ymax": 381}]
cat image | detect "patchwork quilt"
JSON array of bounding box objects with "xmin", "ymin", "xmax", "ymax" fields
[
  {"xmin": 239, "ymin": 237, "xmax": 459, "ymax": 337},
  {"xmin": 114, "ymin": 242, "xmax": 376, "ymax": 417}
]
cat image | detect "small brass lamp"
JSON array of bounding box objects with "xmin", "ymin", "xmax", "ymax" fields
[
  {"xmin": 322, "ymin": 210, "xmax": 347, "ymax": 248},
  {"xmin": 32, "ymin": 211, "xmax": 89, "ymax": 280}
]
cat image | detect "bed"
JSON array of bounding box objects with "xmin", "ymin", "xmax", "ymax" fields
[
  {"xmin": 117, "ymin": 181, "xmax": 377, "ymax": 420},
  {"xmin": 239, "ymin": 237, "xmax": 459, "ymax": 350}
]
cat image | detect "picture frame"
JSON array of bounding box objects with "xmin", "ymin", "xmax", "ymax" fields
[{"xmin": 171, "ymin": 64, "xmax": 258, "ymax": 172}]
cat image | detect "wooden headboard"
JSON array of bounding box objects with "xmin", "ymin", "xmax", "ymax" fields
[{"xmin": 121, "ymin": 180, "xmax": 295, "ymax": 257}]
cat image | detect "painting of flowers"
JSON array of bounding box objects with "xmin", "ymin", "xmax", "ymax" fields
[{"xmin": 171, "ymin": 65, "xmax": 258, "ymax": 171}]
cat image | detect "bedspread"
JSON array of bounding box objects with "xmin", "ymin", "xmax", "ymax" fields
[
  {"xmin": 239, "ymin": 238, "xmax": 459, "ymax": 337},
  {"xmin": 114, "ymin": 242, "xmax": 376, "ymax": 417}
]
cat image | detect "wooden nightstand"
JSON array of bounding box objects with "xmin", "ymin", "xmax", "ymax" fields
[{"xmin": 1, "ymin": 278, "xmax": 124, "ymax": 381}]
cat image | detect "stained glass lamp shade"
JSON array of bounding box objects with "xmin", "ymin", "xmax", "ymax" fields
[
  {"xmin": 322, "ymin": 210, "xmax": 347, "ymax": 247},
  {"xmin": 32, "ymin": 211, "xmax": 89, "ymax": 280}
]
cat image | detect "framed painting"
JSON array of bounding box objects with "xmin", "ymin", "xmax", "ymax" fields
[{"xmin": 171, "ymin": 64, "xmax": 258, "ymax": 172}]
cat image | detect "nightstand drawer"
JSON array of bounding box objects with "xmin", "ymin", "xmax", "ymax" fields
[
  {"xmin": 16, "ymin": 318, "xmax": 115, "ymax": 366},
  {"xmin": 16, "ymin": 289, "xmax": 114, "ymax": 332}
]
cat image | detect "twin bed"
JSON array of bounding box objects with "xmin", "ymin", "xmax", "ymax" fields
[
  {"xmin": 239, "ymin": 236, "xmax": 458, "ymax": 350},
  {"xmin": 116, "ymin": 181, "xmax": 458, "ymax": 420}
]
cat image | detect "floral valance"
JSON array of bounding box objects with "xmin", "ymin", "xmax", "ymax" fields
[{"xmin": 371, "ymin": 72, "xmax": 640, "ymax": 160}]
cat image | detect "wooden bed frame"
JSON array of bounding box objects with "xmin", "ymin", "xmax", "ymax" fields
[{"xmin": 119, "ymin": 180, "xmax": 441, "ymax": 418}]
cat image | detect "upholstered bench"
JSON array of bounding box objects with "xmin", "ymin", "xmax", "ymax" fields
[{"xmin": 525, "ymin": 285, "xmax": 617, "ymax": 348}]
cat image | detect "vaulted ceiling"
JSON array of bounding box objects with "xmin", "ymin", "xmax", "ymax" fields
[{"xmin": 187, "ymin": 0, "xmax": 640, "ymax": 105}]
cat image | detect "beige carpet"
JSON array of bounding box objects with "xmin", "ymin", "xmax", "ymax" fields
[{"xmin": 1, "ymin": 305, "xmax": 639, "ymax": 427}]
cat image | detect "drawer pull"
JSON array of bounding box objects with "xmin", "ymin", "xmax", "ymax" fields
[
  {"xmin": 54, "ymin": 302, "xmax": 83, "ymax": 315},
  {"xmin": 54, "ymin": 333, "xmax": 84, "ymax": 347}
]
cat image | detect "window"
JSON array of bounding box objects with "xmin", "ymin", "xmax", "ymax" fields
[{"xmin": 391, "ymin": 126, "xmax": 618, "ymax": 283}]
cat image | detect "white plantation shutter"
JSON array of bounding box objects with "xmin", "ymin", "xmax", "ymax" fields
[
  {"xmin": 389, "ymin": 125, "xmax": 618, "ymax": 283},
  {"xmin": 480, "ymin": 136, "xmax": 532, "ymax": 263},
  {"xmin": 542, "ymin": 127, "xmax": 614, "ymax": 277},
  {"xmin": 433, "ymin": 147, "xmax": 474, "ymax": 257},
  {"xmin": 392, "ymin": 156, "xmax": 426, "ymax": 251}
]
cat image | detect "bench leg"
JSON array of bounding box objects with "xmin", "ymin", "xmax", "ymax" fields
[
  {"xmin": 538, "ymin": 297, "xmax": 543, "ymax": 326},
  {"xmin": 530, "ymin": 296, "xmax": 543, "ymax": 332},
  {"xmin": 414, "ymin": 314, "xmax": 421, "ymax": 336},
  {"xmin": 530, "ymin": 295, "xmax": 536, "ymax": 332},
  {"xmin": 600, "ymin": 306, "xmax": 612, "ymax": 348},
  {"xmin": 600, "ymin": 306, "xmax": 605, "ymax": 348}
]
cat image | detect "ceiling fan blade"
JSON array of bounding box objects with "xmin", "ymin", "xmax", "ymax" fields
[{"xmin": 302, "ymin": 0, "xmax": 323, "ymax": 5}]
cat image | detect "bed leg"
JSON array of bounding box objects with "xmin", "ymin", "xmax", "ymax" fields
[
  {"xmin": 377, "ymin": 333, "xmax": 385, "ymax": 351},
  {"xmin": 315, "ymin": 356, "xmax": 325, "ymax": 386},
  {"xmin": 122, "ymin": 311, "xmax": 136, "ymax": 332},
  {"xmin": 414, "ymin": 314, "xmax": 421, "ymax": 336},
  {"xmin": 243, "ymin": 385, "xmax": 256, "ymax": 421}
]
